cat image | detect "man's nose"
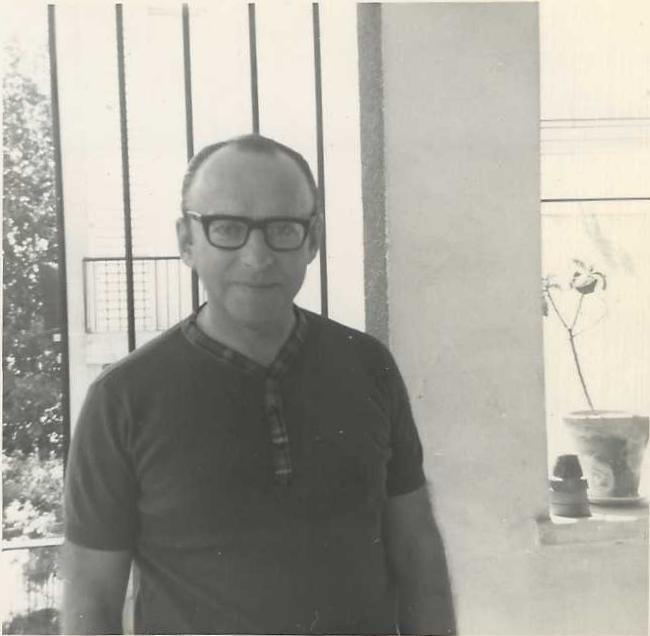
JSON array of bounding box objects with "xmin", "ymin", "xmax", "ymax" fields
[{"xmin": 239, "ymin": 228, "xmax": 274, "ymax": 269}]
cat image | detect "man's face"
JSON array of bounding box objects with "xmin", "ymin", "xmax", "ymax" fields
[{"xmin": 178, "ymin": 147, "xmax": 320, "ymax": 329}]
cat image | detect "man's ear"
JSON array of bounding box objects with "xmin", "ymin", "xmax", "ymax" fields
[
  {"xmin": 306, "ymin": 213, "xmax": 323, "ymax": 264},
  {"xmin": 176, "ymin": 217, "xmax": 194, "ymax": 268}
]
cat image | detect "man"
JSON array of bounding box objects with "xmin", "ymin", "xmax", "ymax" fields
[{"xmin": 62, "ymin": 134, "xmax": 456, "ymax": 635}]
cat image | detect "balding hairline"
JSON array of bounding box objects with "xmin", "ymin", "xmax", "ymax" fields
[{"xmin": 181, "ymin": 135, "xmax": 319, "ymax": 214}]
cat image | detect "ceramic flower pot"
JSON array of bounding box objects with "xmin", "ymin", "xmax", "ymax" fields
[{"xmin": 563, "ymin": 410, "xmax": 649, "ymax": 505}]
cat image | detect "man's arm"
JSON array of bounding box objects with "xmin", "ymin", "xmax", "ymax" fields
[
  {"xmin": 61, "ymin": 541, "xmax": 132, "ymax": 635},
  {"xmin": 383, "ymin": 485, "xmax": 456, "ymax": 635}
]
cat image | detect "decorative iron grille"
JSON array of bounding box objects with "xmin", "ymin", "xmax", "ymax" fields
[{"xmin": 83, "ymin": 256, "xmax": 189, "ymax": 333}]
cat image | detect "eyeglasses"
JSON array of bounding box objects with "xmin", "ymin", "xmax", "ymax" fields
[{"xmin": 184, "ymin": 210, "xmax": 317, "ymax": 251}]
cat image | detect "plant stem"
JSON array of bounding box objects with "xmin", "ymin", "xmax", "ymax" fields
[
  {"xmin": 546, "ymin": 289, "xmax": 569, "ymax": 330},
  {"xmin": 570, "ymin": 293, "xmax": 584, "ymax": 331},
  {"xmin": 567, "ymin": 329, "xmax": 594, "ymax": 411}
]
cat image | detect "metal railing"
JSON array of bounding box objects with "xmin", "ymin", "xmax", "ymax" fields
[
  {"xmin": 83, "ymin": 256, "xmax": 190, "ymax": 334},
  {"xmin": 1, "ymin": 539, "xmax": 63, "ymax": 634}
]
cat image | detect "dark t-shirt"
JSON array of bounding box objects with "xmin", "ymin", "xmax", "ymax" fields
[{"xmin": 64, "ymin": 308, "xmax": 425, "ymax": 635}]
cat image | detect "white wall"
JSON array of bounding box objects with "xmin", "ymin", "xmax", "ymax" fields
[{"xmin": 359, "ymin": 3, "xmax": 647, "ymax": 634}]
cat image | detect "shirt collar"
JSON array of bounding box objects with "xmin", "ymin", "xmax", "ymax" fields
[
  {"xmin": 269, "ymin": 306, "xmax": 307, "ymax": 377},
  {"xmin": 182, "ymin": 304, "xmax": 308, "ymax": 376}
]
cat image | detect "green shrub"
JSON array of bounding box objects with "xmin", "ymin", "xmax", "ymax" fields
[
  {"xmin": 2, "ymin": 452, "xmax": 63, "ymax": 540},
  {"xmin": 3, "ymin": 607, "xmax": 59, "ymax": 635}
]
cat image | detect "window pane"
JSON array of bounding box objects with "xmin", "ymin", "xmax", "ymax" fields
[{"xmin": 541, "ymin": 201, "xmax": 650, "ymax": 475}]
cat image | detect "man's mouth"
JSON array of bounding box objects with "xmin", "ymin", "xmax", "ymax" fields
[{"xmin": 235, "ymin": 282, "xmax": 279, "ymax": 289}]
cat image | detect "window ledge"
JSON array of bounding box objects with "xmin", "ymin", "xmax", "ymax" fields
[{"xmin": 537, "ymin": 502, "xmax": 649, "ymax": 546}]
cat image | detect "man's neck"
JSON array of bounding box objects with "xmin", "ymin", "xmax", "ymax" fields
[{"xmin": 196, "ymin": 303, "xmax": 295, "ymax": 367}]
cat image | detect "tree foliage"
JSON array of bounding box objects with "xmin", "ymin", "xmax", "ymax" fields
[
  {"xmin": 3, "ymin": 452, "xmax": 63, "ymax": 539},
  {"xmin": 2, "ymin": 47, "xmax": 65, "ymax": 636},
  {"xmin": 3, "ymin": 51, "xmax": 64, "ymax": 460}
]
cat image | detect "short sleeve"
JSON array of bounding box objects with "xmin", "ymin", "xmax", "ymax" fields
[
  {"xmin": 381, "ymin": 348, "xmax": 427, "ymax": 497},
  {"xmin": 64, "ymin": 378, "xmax": 137, "ymax": 550}
]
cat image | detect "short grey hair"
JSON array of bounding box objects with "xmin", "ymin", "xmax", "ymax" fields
[{"xmin": 181, "ymin": 134, "xmax": 319, "ymax": 213}]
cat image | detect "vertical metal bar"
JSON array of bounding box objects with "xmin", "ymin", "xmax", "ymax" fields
[
  {"xmin": 177, "ymin": 259, "xmax": 182, "ymax": 322},
  {"xmin": 182, "ymin": 3, "xmax": 200, "ymax": 312},
  {"xmin": 167, "ymin": 260, "xmax": 172, "ymax": 327},
  {"xmin": 248, "ymin": 3, "xmax": 260, "ymax": 133},
  {"xmin": 181, "ymin": 5, "xmax": 194, "ymax": 165},
  {"xmin": 94, "ymin": 263, "xmax": 99, "ymax": 332},
  {"xmin": 115, "ymin": 4, "xmax": 136, "ymax": 351},
  {"xmin": 82, "ymin": 260, "xmax": 89, "ymax": 332},
  {"xmin": 47, "ymin": 4, "xmax": 72, "ymax": 468},
  {"xmin": 312, "ymin": 3, "xmax": 328, "ymax": 317},
  {"xmin": 154, "ymin": 258, "xmax": 160, "ymax": 330}
]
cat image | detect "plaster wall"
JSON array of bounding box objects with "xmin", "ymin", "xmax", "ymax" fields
[{"xmin": 359, "ymin": 4, "xmax": 647, "ymax": 634}]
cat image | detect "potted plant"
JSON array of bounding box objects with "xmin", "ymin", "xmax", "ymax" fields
[{"xmin": 542, "ymin": 260, "xmax": 649, "ymax": 505}]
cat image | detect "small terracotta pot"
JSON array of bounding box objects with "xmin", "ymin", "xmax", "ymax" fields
[
  {"xmin": 563, "ymin": 411, "xmax": 649, "ymax": 504},
  {"xmin": 549, "ymin": 454, "xmax": 590, "ymax": 517}
]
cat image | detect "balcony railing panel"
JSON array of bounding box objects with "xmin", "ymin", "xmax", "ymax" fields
[
  {"xmin": 2, "ymin": 542, "xmax": 63, "ymax": 635},
  {"xmin": 83, "ymin": 256, "xmax": 190, "ymax": 334}
]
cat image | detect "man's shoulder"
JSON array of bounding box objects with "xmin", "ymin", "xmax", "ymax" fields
[
  {"xmin": 300, "ymin": 307, "xmax": 391, "ymax": 363},
  {"xmin": 90, "ymin": 320, "xmax": 189, "ymax": 393}
]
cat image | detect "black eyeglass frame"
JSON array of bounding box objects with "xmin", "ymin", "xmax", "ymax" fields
[{"xmin": 183, "ymin": 209, "xmax": 318, "ymax": 252}]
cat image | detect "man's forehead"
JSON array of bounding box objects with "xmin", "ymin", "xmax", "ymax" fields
[{"xmin": 187, "ymin": 145, "xmax": 314, "ymax": 213}]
